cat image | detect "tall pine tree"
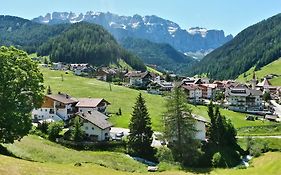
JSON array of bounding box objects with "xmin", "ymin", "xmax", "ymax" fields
[
  {"xmin": 128, "ymin": 93, "xmax": 155, "ymax": 160},
  {"xmin": 163, "ymin": 87, "xmax": 201, "ymax": 166}
]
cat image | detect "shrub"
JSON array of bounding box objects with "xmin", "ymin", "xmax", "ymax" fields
[
  {"xmin": 156, "ymin": 147, "xmax": 174, "ymax": 162},
  {"xmin": 37, "ymin": 121, "xmax": 49, "ymax": 134},
  {"xmin": 48, "ymin": 122, "xmax": 64, "ymax": 141},
  {"xmin": 212, "ymin": 152, "xmax": 223, "ymax": 167}
]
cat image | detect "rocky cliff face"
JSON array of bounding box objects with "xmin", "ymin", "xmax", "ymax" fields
[{"xmin": 33, "ymin": 12, "xmax": 233, "ymax": 53}]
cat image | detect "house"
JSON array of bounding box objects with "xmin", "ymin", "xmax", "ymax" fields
[
  {"xmin": 32, "ymin": 92, "xmax": 78, "ymax": 121},
  {"xmin": 125, "ymin": 71, "xmax": 152, "ymax": 87},
  {"xmin": 181, "ymin": 84, "xmax": 204, "ymax": 104},
  {"xmin": 75, "ymin": 111, "xmax": 112, "ymax": 141},
  {"xmin": 32, "ymin": 93, "xmax": 110, "ymax": 122},
  {"xmin": 147, "ymin": 76, "xmax": 174, "ymax": 94},
  {"xmin": 200, "ymin": 84, "xmax": 217, "ymax": 99},
  {"xmin": 52, "ymin": 62, "xmax": 65, "ymax": 70},
  {"xmin": 225, "ymin": 87, "xmax": 263, "ymax": 112},
  {"xmin": 69, "ymin": 64, "xmax": 89, "ymax": 71},
  {"xmin": 75, "ymin": 98, "xmax": 110, "ymax": 114},
  {"xmin": 192, "ymin": 114, "xmax": 209, "ymax": 141}
]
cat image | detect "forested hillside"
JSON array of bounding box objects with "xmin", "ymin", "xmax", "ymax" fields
[
  {"xmin": 38, "ymin": 23, "xmax": 145, "ymax": 70},
  {"xmin": 188, "ymin": 13, "xmax": 281, "ymax": 80},
  {"xmin": 121, "ymin": 37, "xmax": 196, "ymax": 73},
  {"xmin": 0, "ymin": 15, "xmax": 145, "ymax": 70}
]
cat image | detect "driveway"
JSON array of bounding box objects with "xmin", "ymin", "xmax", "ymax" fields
[
  {"xmin": 270, "ymin": 100, "xmax": 281, "ymax": 117},
  {"xmin": 110, "ymin": 127, "xmax": 163, "ymax": 147}
]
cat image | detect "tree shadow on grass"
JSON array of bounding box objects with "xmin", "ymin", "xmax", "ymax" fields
[
  {"xmin": 0, "ymin": 144, "xmax": 18, "ymax": 158},
  {"xmin": 182, "ymin": 167, "xmax": 213, "ymax": 174}
]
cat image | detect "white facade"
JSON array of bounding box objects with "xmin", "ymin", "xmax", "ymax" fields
[
  {"xmin": 82, "ymin": 122, "xmax": 110, "ymax": 141},
  {"xmin": 194, "ymin": 120, "xmax": 206, "ymax": 141},
  {"xmin": 130, "ymin": 77, "xmax": 143, "ymax": 86}
]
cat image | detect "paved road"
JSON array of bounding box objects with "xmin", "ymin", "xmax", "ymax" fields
[
  {"xmin": 110, "ymin": 127, "xmax": 163, "ymax": 147},
  {"xmin": 237, "ymin": 135, "xmax": 281, "ymax": 139},
  {"xmin": 270, "ymin": 100, "xmax": 281, "ymax": 117}
]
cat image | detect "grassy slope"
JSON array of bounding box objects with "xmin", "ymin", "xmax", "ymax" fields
[
  {"xmin": 4, "ymin": 135, "xmax": 146, "ymax": 173},
  {"xmin": 236, "ymin": 58, "xmax": 281, "ymax": 86},
  {"xmin": 41, "ymin": 68, "xmax": 166, "ymax": 131},
  {"xmin": 42, "ymin": 67, "xmax": 275, "ymax": 132},
  {"xmin": 2, "ymin": 135, "xmax": 281, "ymax": 175},
  {"xmin": 0, "ymin": 151, "xmax": 280, "ymax": 175},
  {"xmin": 146, "ymin": 66, "xmax": 163, "ymax": 76}
]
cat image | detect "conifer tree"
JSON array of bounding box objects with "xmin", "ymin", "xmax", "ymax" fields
[
  {"xmin": 163, "ymin": 87, "xmax": 201, "ymax": 166},
  {"xmin": 128, "ymin": 93, "xmax": 155, "ymax": 160},
  {"xmin": 47, "ymin": 85, "xmax": 52, "ymax": 95}
]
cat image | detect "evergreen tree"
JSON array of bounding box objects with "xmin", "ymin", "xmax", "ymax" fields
[
  {"xmin": 128, "ymin": 93, "xmax": 155, "ymax": 160},
  {"xmin": 47, "ymin": 85, "xmax": 52, "ymax": 95},
  {"xmin": 205, "ymin": 104, "xmax": 241, "ymax": 167},
  {"xmin": 72, "ymin": 116, "xmax": 85, "ymax": 142},
  {"xmin": 163, "ymin": 87, "xmax": 201, "ymax": 166}
]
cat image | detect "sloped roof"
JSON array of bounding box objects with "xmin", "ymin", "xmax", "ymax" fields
[
  {"xmin": 257, "ymin": 78, "xmax": 271, "ymax": 87},
  {"xmin": 76, "ymin": 111, "xmax": 112, "ymax": 129},
  {"xmin": 46, "ymin": 93, "xmax": 78, "ymax": 104},
  {"xmin": 76, "ymin": 98, "xmax": 110, "ymax": 108}
]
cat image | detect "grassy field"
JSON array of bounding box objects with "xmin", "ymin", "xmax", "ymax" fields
[
  {"xmin": 4, "ymin": 135, "xmax": 147, "ymax": 173},
  {"xmin": 237, "ymin": 124, "xmax": 281, "ymax": 136},
  {"xmin": 146, "ymin": 66, "xmax": 163, "ymax": 76},
  {"xmin": 1, "ymin": 135, "xmax": 281, "ymax": 175},
  {"xmin": 236, "ymin": 58, "xmax": 281, "ymax": 86},
  {"xmin": 238, "ymin": 137, "xmax": 281, "ymax": 151},
  {"xmin": 41, "ymin": 67, "xmax": 278, "ymax": 134},
  {"xmin": 41, "ymin": 67, "xmax": 166, "ymax": 131}
]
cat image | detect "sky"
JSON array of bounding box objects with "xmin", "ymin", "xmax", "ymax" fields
[{"xmin": 1, "ymin": 0, "xmax": 281, "ymax": 36}]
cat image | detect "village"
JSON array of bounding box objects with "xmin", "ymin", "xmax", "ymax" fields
[{"xmin": 33, "ymin": 62, "xmax": 281, "ymax": 144}]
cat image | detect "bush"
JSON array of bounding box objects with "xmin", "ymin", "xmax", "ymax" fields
[
  {"xmin": 212, "ymin": 152, "xmax": 223, "ymax": 167},
  {"xmin": 249, "ymin": 144, "xmax": 262, "ymax": 157},
  {"xmin": 48, "ymin": 122, "xmax": 64, "ymax": 141},
  {"xmin": 37, "ymin": 121, "xmax": 49, "ymax": 134},
  {"xmin": 156, "ymin": 147, "xmax": 174, "ymax": 162}
]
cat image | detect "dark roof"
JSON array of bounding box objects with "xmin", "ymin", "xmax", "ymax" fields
[
  {"xmin": 125, "ymin": 71, "xmax": 151, "ymax": 78},
  {"xmin": 46, "ymin": 93, "xmax": 78, "ymax": 104},
  {"xmin": 76, "ymin": 111, "xmax": 112, "ymax": 129},
  {"xmin": 76, "ymin": 98, "xmax": 110, "ymax": 108}
]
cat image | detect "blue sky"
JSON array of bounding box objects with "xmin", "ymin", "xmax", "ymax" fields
[{"xmin": 1, "ymin": 0, "xmax": 281, "ymax": 35}]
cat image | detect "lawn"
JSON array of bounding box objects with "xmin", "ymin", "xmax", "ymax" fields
[
  {"xmin": 41, "ymin": 67, "xmax": 166, "ymax": 131},
  {"xmin": 236, "ymin": 58, "xmax": 281, "ymax": 86},
  {"xmin": 1, "ymin": 135, "xmax": 281, "ymax": 175},
  {"xmin": 41, "ymin": 67, "xmax": 278, "ymax": 134},
  {"xmin": 4, "ymin": 135, "xmax": 147, "ymax": 173},
  {"xmin": 238, "ymin": 137, "xmax": 281, "ymax": 151}
]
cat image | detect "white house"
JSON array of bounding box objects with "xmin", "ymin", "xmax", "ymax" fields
[
  {"xmin": 181, "ymin": 84, "xmax": 204, "ymax": 103},
  {"xmin": 76, "ymin": 98, "xmax": 110, "ymax": 114},
  {"xmin": 225, "ymin": 87, "xmax": 263, "ymax": 112},
  {"xmin": 192, "ymin": 114, "xmax": 209, "ymax": 141},
  {"xmin": 32, "ymin": 93, "xmax": 78, "ymax": 121},
  {"xmin": 76, "ymin": 111, "xmax": 112, "ymax": 141}
]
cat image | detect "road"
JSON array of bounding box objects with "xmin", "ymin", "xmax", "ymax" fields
[
  {"xmin": 110, "ymin": 127, "xmax": 163, "ymax": 147},
  {"xmin": 237, "ymin": 135, "xmax": 281, "ymax": 139},
  {"xmin": 270, "ymin": 100, "xmax": 281, "ymax": 117}
]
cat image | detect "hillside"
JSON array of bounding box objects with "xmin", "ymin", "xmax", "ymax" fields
[
  {"xmin": 0, "ymin": 15, "xmax": 69, "ymax": 53},
  {"xmin": 1, "ymin": 136, "xmax": 281, "ymax": 175},
  {"xmin": 0, "ymin": 15, "xmax": 145, "ymax": 71},
  {"xmin": 32, "ymin": 12, "xmax": 233, "ymax": 56},
  {"xmin": 41, "ymin": 67, "xmax": 274, "ymax": 131},
  {"xmin": 38, "ymin": 23, "xmax": 145, "ymax": 70},
  {"xmin": 237, "ymin": 58, "xmax": 281, "ymax": 85},
  {"xmin": 188, "ymin": 13, "xmax": 281, "ymax": 80},
  {"xmin": 121, "ymin": 37, "xmax": 196, "ymax": 73}
]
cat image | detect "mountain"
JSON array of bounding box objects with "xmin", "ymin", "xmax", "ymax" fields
[
  {"xmin": 120, "ymin": 37, "xmax": 196, "ymax": 73},
  {"xmin": 32, "ymin": 12, "xmax": 233, "ymax": 56},
  {"xmin": 188, "ymin": 13, "xmax": 281, "ymax": 80},
  {"xmin": 0, "ymin": 15, "xmax": 145, "ymax": 70}
]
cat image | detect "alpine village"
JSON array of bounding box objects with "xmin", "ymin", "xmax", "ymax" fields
[{"xmin": 1, "ymin": 3, "xmax": 281, "ymax": 175}]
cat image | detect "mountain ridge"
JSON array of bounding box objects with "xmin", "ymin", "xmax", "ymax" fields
[{"xmin": 32, "ymin": 11, "xmax": 233, "ymax": 55}]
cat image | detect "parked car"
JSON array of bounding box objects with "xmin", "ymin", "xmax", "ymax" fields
[{"xmin": 115, "ymin": 132, "xmax": 124, "ymax": 138}]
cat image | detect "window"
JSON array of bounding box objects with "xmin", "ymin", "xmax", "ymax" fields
[
  {"xmin": 85, "ymin": 126, "xmax": 88, "ymax": 130},
  {"xmin": 45, "ymin": 109, "xmax": 48, "ymax": 112},
  {"xmin": 92, "ymin": 127, "xmax": 95, "ymax": 130},
  {"xmin": 80, "ymin": 109, "xmax": 82, "ymax": 112}
]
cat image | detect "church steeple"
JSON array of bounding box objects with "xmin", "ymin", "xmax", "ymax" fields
[{"xmin": 251, "ymin": 71, "xmax": 257, "ymax": 89}]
